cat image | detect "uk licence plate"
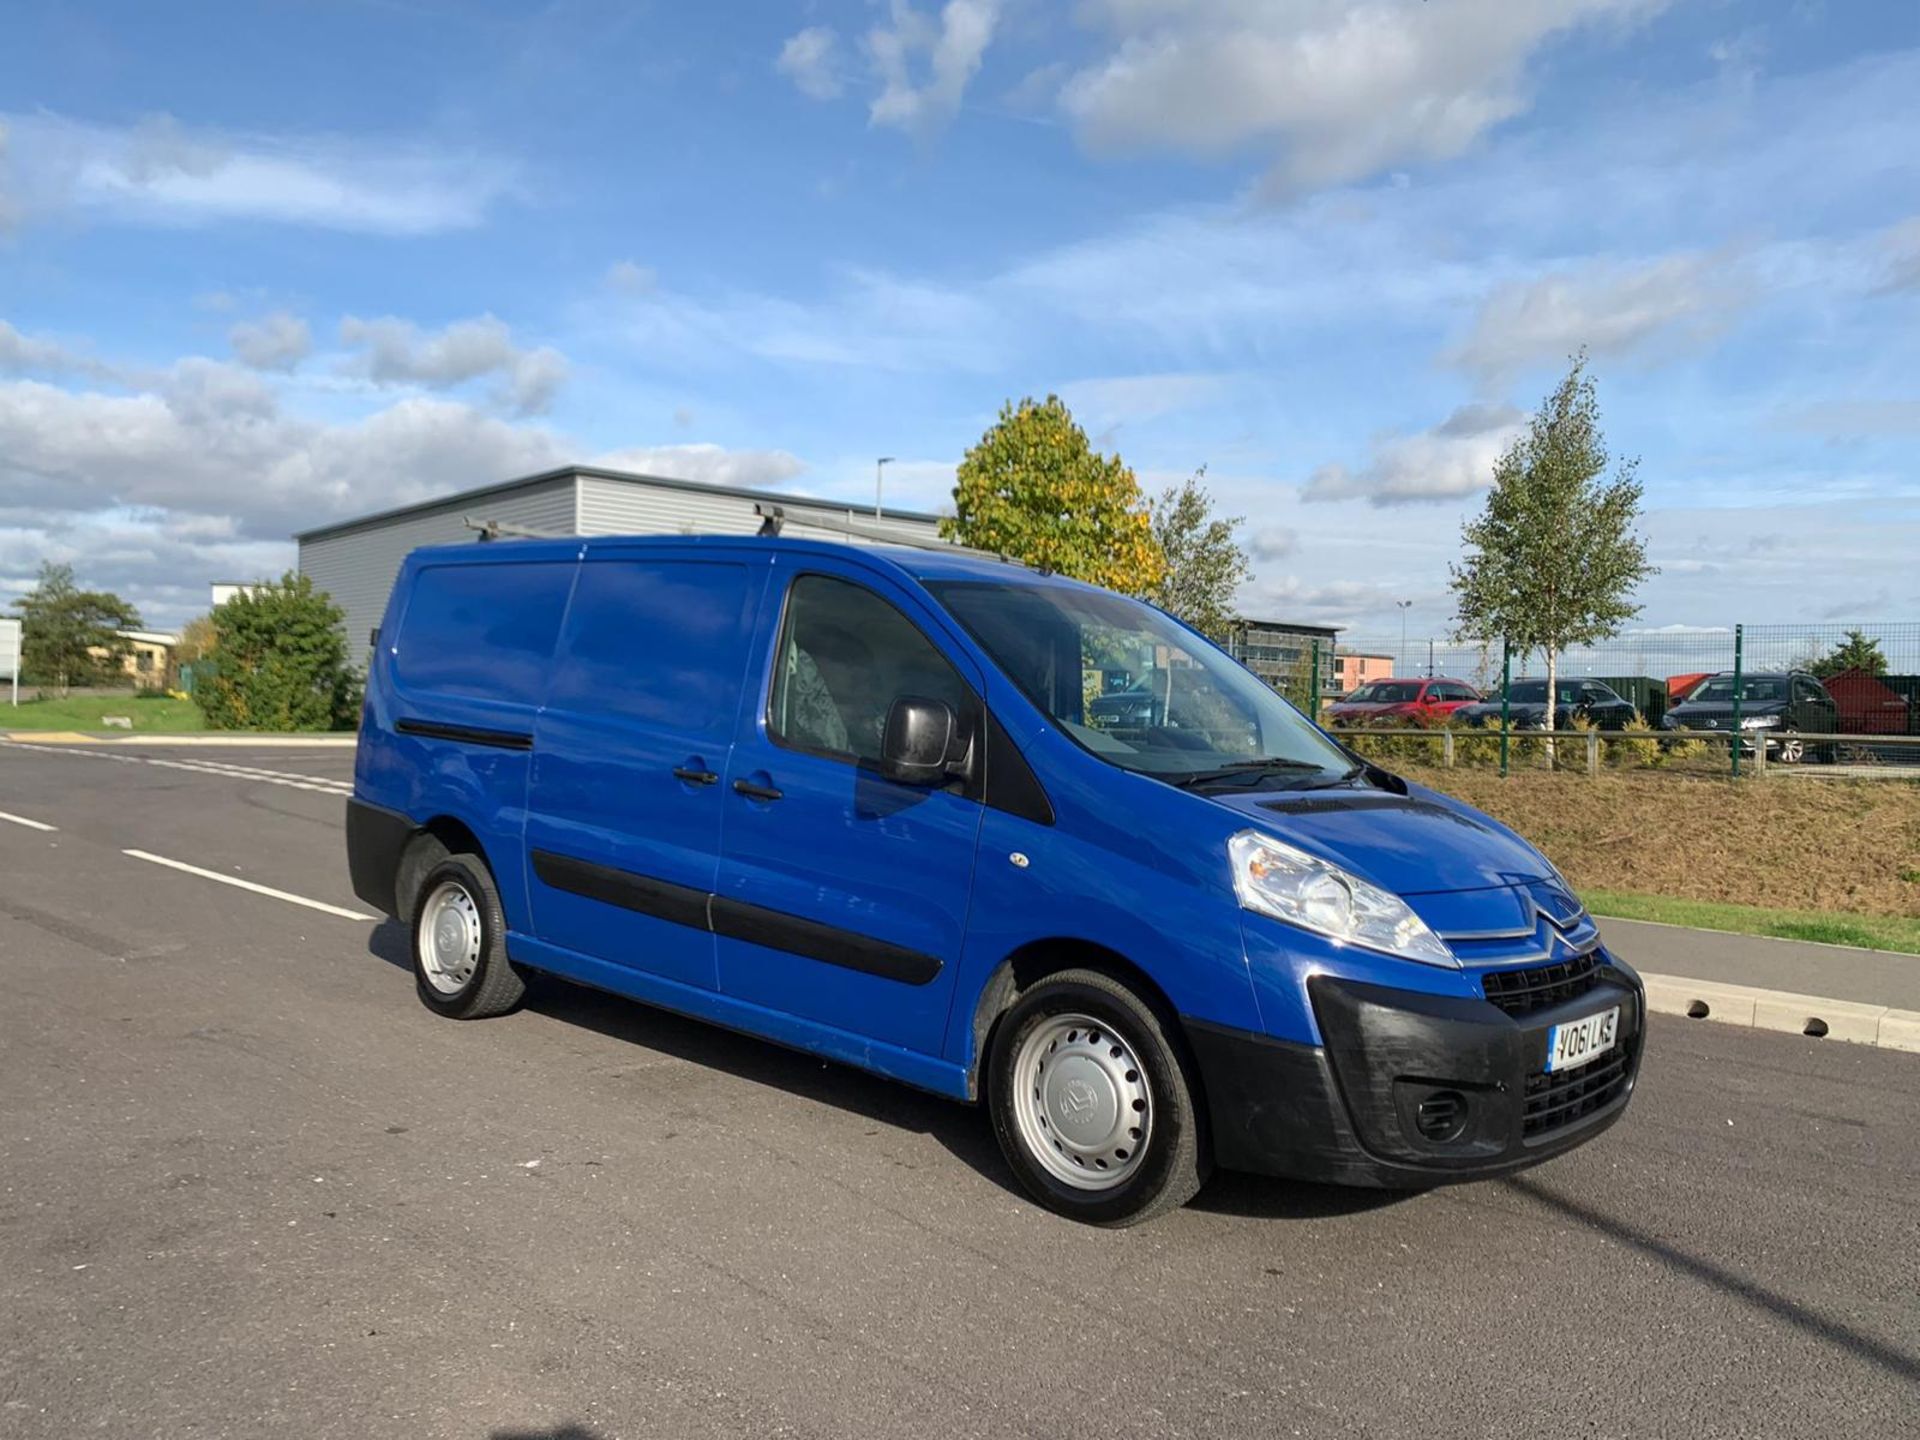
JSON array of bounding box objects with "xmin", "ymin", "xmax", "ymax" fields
[{"xmin": 1545, "ymin": 1007, "xmax": 1620, "ymax": 1073}]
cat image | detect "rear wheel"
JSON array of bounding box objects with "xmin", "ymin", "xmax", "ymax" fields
[
  {"xmin": 410, "ymin": 852, "xmax": 525, "ymax": 1019},
  {"xmin": 988, "ymin": 968, "xmax": 1209, "ymax": 1227}
]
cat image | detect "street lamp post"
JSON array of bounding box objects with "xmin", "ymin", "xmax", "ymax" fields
[
  {"xmin": 875, "ymin": 457, "xmax": 895, "ymax": 519},
  {"xmin": 1396, "ymin": 600, "xmax": 1413, "ymax": 677}
]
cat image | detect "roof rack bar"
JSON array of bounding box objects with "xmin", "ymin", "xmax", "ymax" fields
[
  {"xmin": 464, "ymin": 514, "xmax": 568, "ymax": 542},
  {"xmin": 755, "ymin": 504, "xmax": 1023, "ymax": 566}
]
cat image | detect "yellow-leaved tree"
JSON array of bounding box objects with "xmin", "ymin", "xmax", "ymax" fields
[{"xmin": 942, "ymin": 395, "xmax": 1167, "ymax": 597}]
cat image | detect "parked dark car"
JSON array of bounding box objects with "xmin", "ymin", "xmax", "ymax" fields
[
  {"xmin": 1326, "ymin": 677, "xmax": 1482, "ymax": 726},
  {"xmin": 1455, "ymin": 679, "xmax": 1637, "ymax": 731},
  {"xmin": 1660, "ymin": 671, "xmax": 1837, "ymax": 763}
]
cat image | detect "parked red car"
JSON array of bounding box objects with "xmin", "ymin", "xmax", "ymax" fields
[{"xmin": 1327, "ymin": 677, "xmax": 1483, "ymax": 726}]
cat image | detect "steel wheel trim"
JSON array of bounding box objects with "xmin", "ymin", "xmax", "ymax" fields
[
  {"xmin": 1778, "ymin": 737, "xmax": 1804, "ymax": 763},
  {"xmin": 419, "ymin": 879, "xmax": 483, "ymax": 995},
  {"xmin": 1010, "ymin": 1011, "xmax": 1153, "ymax": 1192}
]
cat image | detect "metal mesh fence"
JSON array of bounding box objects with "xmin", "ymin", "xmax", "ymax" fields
[{"xmin": 1313, "ymin": 622, "xmax": 1920, "ymax": 776}]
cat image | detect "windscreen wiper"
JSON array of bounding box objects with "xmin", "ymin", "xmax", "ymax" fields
[{"xmin": 1167, "ymin": 758, "xmax": 1329, "ymax": 789}]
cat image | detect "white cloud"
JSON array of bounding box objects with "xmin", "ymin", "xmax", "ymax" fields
[
  {"xmin": 2, "ymin": 110, "xmax": 516, "ymax": 235},
  {"xmin": 1060, "ymin": 0, "xmax": 1667, "ymax": 192},
  {"xmin": 228, "ymin": 311, "xmax": 312, "ymax": 372},
  {"xmin": 0, "ymin": 119, "xmax": 19, "ymax": 234},
  {"xmin": 1236, "ymin": 574, "xmax": 1402, "ymax": 627},
  {"xmin": 338, "ymin": 313, "xmax": 568, "ymax": 415},
  {"xmin": 778, "ymin": 26, "xmax": 846, "ymax": 101},
  {"xmin": 603, "ymin": 266, "xmax": 1002, "ymax": 374},
  {"xmin": 0, "ymin": 320, "xmax": 116, "ymax": 381},
  {"xmin": 1446, "ymin": 252, "xmax": 1753, "ymax": 381},
  {"xmin": 1303, "ymin": 402, "xmax": 1524, "ymax": 507},
  {"xmin": 591, "ymin": 443, "xmax": 806, "ymax": 491},
  {"xmin": 867, "ymin": 0, "xmax": 1002, "ymax": 136},
  {"xmin": 605, "ymin": 259, "xmax": 657, "ymax": 294},
  {"xmin": 0, "ymin": 360, "xmax": 565, "ymax": 538},
  {"xmin": 1246, "ymin": 526, "xmax": 1296, "ymax": 563},
  {"xmin": 1057, "ymin": 373, "xmax": 1229, "ymax": 431},
  {"xmin": 1878, "ymin": 216, "xmax": 1920, "ymax": 292},
  {"xmin": 1785, "ymin": 398, "xmax": 1920, "ymax": 438}
]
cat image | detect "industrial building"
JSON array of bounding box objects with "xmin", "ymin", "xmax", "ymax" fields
[
  {"xmin": 295, "ymin": 465, "xmax": 944, "ymax": 670},
  {"xmin": 1225, "ymin": 617, "xmax": 1342, "ymax": 696}
]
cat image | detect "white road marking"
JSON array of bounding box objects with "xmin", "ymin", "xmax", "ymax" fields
[
  {"xmin": 0, "ymin": 809, "xmax": 56, "ymax": 832},
  {"xmin": 3, "ymin": 742, "xmax": 352, "ymax": 796},
  {"xmin": 122, "ymin": 849, "xmax": 374, "ymax": 921}
]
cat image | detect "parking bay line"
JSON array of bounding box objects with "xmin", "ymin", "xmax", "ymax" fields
[
  {"xmin": 0, "ymin": 809, "xmax": 57, "ymax": 832},
  {"xmin": 122, "ymin": 849, "xmax": 374, "ymax": 921}
]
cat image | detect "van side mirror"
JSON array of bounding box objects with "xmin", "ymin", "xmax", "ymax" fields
[{"xmin": 881, "ymin": 696, "xmax": 958, "ymax": 786}]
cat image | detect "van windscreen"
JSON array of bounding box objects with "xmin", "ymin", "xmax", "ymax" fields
[{"xmin": 928, "ymin": 579, "xmax": 1351, "ymax": 786}]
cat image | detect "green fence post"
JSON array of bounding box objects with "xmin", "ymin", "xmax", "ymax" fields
[
  {"xmin": 1730, "ymin": 623, "xmax": 1744, "ymax": 779},
  {"xmin": 1309, "ymin": 639, "xmax": 1321, "ymax": 720},
  {"xmin": 1499, "ymin": 639, "xmax": 1511, "ymax": 779}
]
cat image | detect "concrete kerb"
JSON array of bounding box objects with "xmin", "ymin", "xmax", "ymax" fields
[{"xmin": 1642, "ymin": 972, "xmax": 1920, "ymax": 1054}]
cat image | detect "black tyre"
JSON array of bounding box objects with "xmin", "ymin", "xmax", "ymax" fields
[
  {"xmin": 409, "ymin": 852, "xmax": 525, "ymax": 1019},
  {"xmin": 988, "ymin": 968, "xmax": 1209, "ymax": 1227}
]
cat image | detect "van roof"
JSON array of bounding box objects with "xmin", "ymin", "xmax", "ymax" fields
[{"xmin": 404, "ymin": 533, "xmax": 1092, "ymax": 591}]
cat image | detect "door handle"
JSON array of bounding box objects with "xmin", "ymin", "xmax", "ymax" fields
[
  {"xmin": 672, "ymin": 766, "xmax": 719, "ymax": 786},
  {"xmin": 732, "ymin": 778, "xmax": 784, "ymax": 802}
]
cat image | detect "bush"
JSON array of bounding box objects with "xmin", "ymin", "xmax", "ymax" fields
[
  {"xmin": 1609, "ymin": 711, "xmax": 1661, "ymax": 769},
  {"xmin": 193, "ymin": 573, "xmax": 361, "ymax": 732},
  {"xmin": 1452, "ymin": 717, "xmax": 1506, "ymax": 768}
]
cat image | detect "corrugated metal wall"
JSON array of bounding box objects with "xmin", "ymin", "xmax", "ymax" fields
[
  {"xmin": 299, "ymin": 477, "xmax": 577, "ymax": 671},
  {"xmin": 575, "ymin": 475, "xmax": 941, "ymax": 547}
]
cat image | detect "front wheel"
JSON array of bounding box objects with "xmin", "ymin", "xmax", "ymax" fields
[{"xmin": 988, "ymin": 969, "xmax": 1209, "ymax": 1226}]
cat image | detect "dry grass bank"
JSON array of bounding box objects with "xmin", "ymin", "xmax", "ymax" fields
[{"xmin": 1403, "ymin": 767, "xmax": 1920, "ymax": 919}]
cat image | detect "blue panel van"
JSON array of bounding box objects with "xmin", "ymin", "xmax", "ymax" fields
[{"xmin": 348, "ymin": 534, "xmax": 1643, "ymax": 1225}]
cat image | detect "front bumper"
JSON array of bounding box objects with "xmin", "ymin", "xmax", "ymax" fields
[{"xmin": 1184, "ymin": 960, "xmax": 1644, "ymax": 1187}]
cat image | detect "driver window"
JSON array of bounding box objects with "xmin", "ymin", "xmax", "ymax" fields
[{"xmin": 768, "ymin": 574, "xmax": 974, "ymax": 764}]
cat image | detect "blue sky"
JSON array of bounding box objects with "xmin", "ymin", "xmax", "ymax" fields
[{"xmin": 2, "ymin": 0, "xmax": 1918, "ymax": 641}]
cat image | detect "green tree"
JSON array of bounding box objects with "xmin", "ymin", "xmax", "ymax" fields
[
  {"xmin": 194, "ymin": 573, "xmax": 361, "ymax": 732},
  {"xmin": 174, "ymin": 613, "xmax": 216, "ymax": 665},
  {"xmin": 10, "ymin": 562, "xmax": 142, "ymax": 696},
  {"xmin": 1810, "ymin": 629, "xmax": 1887, "ymax": 678},
  {"xmin": 1450, "ymin": 355, "xmax": 1654, "ymax": 753},
  {"xmin": 1149, "ymin": 466, "xmax": 1251, "ymax": 643},
  {"xmin": 942, "ymin": 395, "xmax": 1167, "ymax": 597}
]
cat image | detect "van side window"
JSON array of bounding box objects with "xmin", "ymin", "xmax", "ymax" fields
[
  {"xmin": 394, "ymin": 561, "xmax": 574, "ymax": 705},
  {"xmin": 549, "ymin": 561, "xmax": 756, "ymax": 738},
  {"xmin": 768, "ymin": 575, "xmax": 974, "ymax": 763}
]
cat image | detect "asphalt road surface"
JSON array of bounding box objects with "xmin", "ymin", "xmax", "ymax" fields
[{"xmin": 1, "ymin": 740, "xmax": 1915, "ymax": 1440}]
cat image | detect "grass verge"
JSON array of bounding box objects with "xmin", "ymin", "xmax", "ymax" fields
[
  {"xmin": 1583, "ymin": 890, "xmax": 1920, "ymax": 956},
  {"xmin": 3, "ymin": 693, "xmax": 205, "ymax": 732}
]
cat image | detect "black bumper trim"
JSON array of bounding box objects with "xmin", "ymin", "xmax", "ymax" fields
[
  {"xmin": 345, "ymin": 798, "xmax": 412, "ymax": 917},
  {"xmin": 1182, "ymin": 965, "xmax": 1643, "ymax": 1187}
]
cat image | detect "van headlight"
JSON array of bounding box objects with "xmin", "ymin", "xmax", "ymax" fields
[
  {"xmin": 1740, "ymin": 714, "xmax": 1779, "ymax": 729},
  {"xmin": 1229, "ymin": 830, "xmax": 1457, "ymax": 968}
]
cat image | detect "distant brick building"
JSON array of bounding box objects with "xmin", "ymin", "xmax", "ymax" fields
[{"xmin": 1335, "ymin": 651, "xmax": 1395, "ymax": 694}]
